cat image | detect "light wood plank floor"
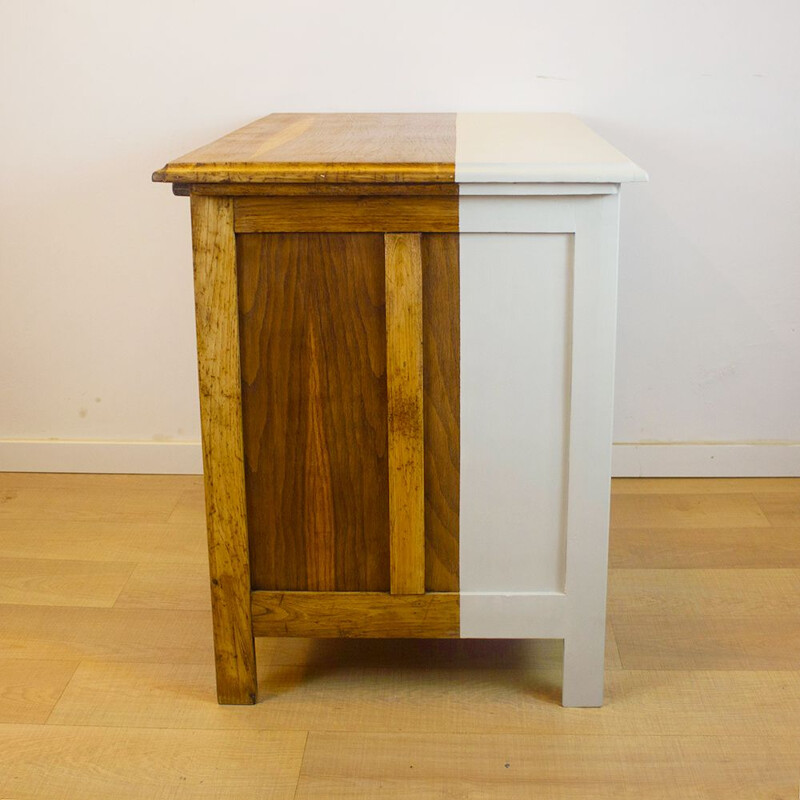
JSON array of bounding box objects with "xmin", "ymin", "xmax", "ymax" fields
[{"xmin": 0, "ymin": 473, "xmax": 799, "ymax": 798}]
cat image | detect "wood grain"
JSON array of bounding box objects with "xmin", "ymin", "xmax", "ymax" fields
[
  {"xmin": 0, "ymin": 605, "xmax": 214, "ymax": 663},
  {"xmin": 612, "ymin": 613, "xmax": 800, "ymax": 670},
  {"xmin": 295, "ymin": 731, "xmax": 800, "ymax": 800},
  {"xmin": 608, "ymin": 568, "xmax": 800, "ymax": 617},
  {"xmin": 233, "ymin": 195, "xmax": 457, "ymax": 232},
  {"xmin": 113, "ymin": 562, "xmax": 211, "ymax": 611},
  {"xmin": 0, "ymin": 557, "xmax": 134, "ymax": 607},
  {"xmin": 609, "ymin": 526, "xmax": 800, "ymax": 569},
  {"xmin": 421, "ymin": 234, "xmax": 460, "ymax": 592},
  {"xmin": 45, "ymin": 661, "xmax": 800, "ymax": 737},
  {"xmin": 190, "ymin": 194, "xmax": 257, "ymax": 704},
  {"xmin": 153, "ymin": 113, "xmax": 456, "ymax": 184},
  {"xmin": 385, "ymin": 234, "xmax": 426, "ymax": 595},
  {"xmin": 0, "ymin": 724, "xmax": 306, "ymax": 800},
  {"xmin": 192, "ymin": 183, "xmax": 458, "ymax": 197},
  {"xmin": 250, "ymin": 591, "xmax": 459, "ymax": 638},
  {"xmin": 0, "ymin": 659, "xmax": 78, "ymax": 724},
  {"xmin": 238, "ymin": 233, "xmax": 390, "ymax": 592},
  {"xmin": 610, "ymin": 492, "xmax": 771, "ymax": 528},
  {"xmin": 4, "ymin": 474, "xmax": 800, "ymax": 799},
  {"xmin": 0, "ymin": 473, "xmax": 182, "ymax": 523},
  {"xmin": 0, "ymin": 519, "xmax": 206, "ymax": 563},
  {"xmin": 612, "ymin": 477, "xmax": 800, "ymax": 494}
]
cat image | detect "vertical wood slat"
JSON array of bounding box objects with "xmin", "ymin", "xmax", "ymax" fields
[
  {"xmin": 385, "ymin": 234, "xmax": 426, "ymax": 595},
  {"xmin": 190, "ymin": 194, "xmax": 257, "ymax": 704}
]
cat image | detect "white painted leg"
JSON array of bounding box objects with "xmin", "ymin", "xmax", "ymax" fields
[{"xmin": 562, "ymin": 623, "xmax": 606, "ymax": 707}]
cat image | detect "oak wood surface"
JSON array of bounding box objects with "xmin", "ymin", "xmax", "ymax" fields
[
  {"xmin": 191, "ymin": 195, "xmax": 257, "ymax": 704},
  {"xmin": 0, "ymin": 724, "xmax": 306, "ymax": 800},
  {"xmin": 191, "ymin": 182, "xmax": 458, "ymax": 197},
  {"xmin": 385, "ymin": 234, "xmax": 426, "ymax": 595},
  {"xmin": 294, "ymin": 731, "xmax": 800, "ymax": 800},
  {"xmin": 233, "ymin": 195, "xmax": 458, "ymax": 232},
  {"xmin": 238, "ymin": 233, "xmax": 390, "ymax": 592},
  {"xmin": 153, "ymin": 113, "xmax": 456, "ymax": 184},
  {"xmin": 421, "ymin": 234, "xmax": 460, "ymax": 592},
  {"xmin": 250, "ymin": 591, "xmax": 459, "ymax": 638},
  {"xmin": 3, "ymin": 474, "xmax": 800, "ymax": 798},
  {"xmin": 0, "ymin": 659, "xmax": 78, "ymax": 724},
  {"xmin": 0, "ymin": 557, "xmax": 135, "ymax": 607}
]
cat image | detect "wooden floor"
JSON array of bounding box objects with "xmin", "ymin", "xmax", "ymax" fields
[{"xmin": 1, "ymin": 474, "xmax": 799, "ymax": 798}]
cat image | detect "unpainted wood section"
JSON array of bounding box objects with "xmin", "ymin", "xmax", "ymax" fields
[
  {"xmin": 233, "ymin": 195, "xmax": 458, "ymax": 233},
  {"xmin": 250, "ymin": 591, "xmax": 459, "ymax": 638},
  {"xmin": 153, "ymin": 113, "xmax": 456, "ymax": 184},
  {"xmin": 238, "ymin": 233, "xmax": 390, "ymax": 592},
  {"xmin": 190, "ymin": 194, "xmax": 257, "ymax": 704},
  {"xmin": 421, "ymin": 234, "xmax": 460, "ymax": 591},
  {"xmin": 190, "ymin": 183, "xmax": 458, "ymax": 197},
  {"xmin": 385, "ymin": 234, "xmax": 426, "ymax": 595}
]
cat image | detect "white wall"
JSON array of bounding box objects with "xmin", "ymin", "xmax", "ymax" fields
[{"xmin": 1, "ymin": 0, "xmax": 799, "ymax": 475}]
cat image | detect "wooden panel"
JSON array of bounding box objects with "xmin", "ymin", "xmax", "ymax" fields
[
  {"xmin": 251, "ymin": 591, "xmax": 459, "ymax": 638},
  {"xmin": 153, "ymin": 112, "xmax": 456, "ymax": 184},
  {"xmin": 233, "ymin": 195, "xmax": 457, "ymax": 232},
  {"xmin": 192, "ymin": 183, "xmax": 458, "ymax": 197},
  {"xmin": 385, "ymin": 234, "xmax": 425, "ymax": 595},
  {"xmin": 421, "ymin": 234, "xmax": 460, "ymax": 592},
  {"xmin": 190, "ymin": 194, "xmax": 257, "ymax": 704},
  {"xmin": 238, "ymin": 233, "xmax": 390, "ymax": 592}
]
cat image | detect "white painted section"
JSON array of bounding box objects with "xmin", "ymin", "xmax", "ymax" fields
[
  {"xmin": 613, "ymin": 443, "xmax": 800, "ymax": 478},
  {"xmin": 460, "ymin": 231, "xmax": 573, "ymax": 595},
  {"xmin": 456, "ymin": 114, "xmax": 647, "ymax": 184},
  {"xmin": 458, "ymin": 183, "xmax": 618, "ymax": 196},
  {"xmin": 0, "ymin": 440, "xmax": 203, "ymax": 474},
  {"xmin": 460, "ymin": 196, "xmax": 577, "ymax": 234},
  {"xmin": 459, "ymin": 593, "xmax": 566, "ymax": 639},
  {"xmin": 458, "ymin": 192, "xmax": 621, "ymax": 705},
  {"xmin": 561, "ymin": 194, "xmax": 620, "ymax": 707}
]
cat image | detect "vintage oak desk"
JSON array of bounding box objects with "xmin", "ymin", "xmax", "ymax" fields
[{"xmin": 153, "ymin": 113, "xmax": 646, "ymax": 707}]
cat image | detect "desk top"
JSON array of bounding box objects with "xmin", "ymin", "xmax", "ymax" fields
[{"xmin": 153, "ymin": 113, "xmax": 647, "ymax": 186}]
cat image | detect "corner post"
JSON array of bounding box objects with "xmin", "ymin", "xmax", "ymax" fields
[{"xmin": 190, "ymin": 193, "xmax": 257, "ymax": 704}]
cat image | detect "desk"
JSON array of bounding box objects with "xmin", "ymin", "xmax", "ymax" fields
[{"xmin": 153, "ymin": 113, "xmax": 646, "ymax": 706}]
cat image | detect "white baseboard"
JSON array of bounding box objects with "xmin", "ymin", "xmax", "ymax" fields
[
  {"xmin": 612, "ymin": 443, "xmax": 800, "ymax": 477},
  {"xmin": 0, "ymin": 439, "xmax": 203, "ymax": 474},
  {"xmin": 1, "ymin": 439, "xmax": 799, "ymax": 478}
]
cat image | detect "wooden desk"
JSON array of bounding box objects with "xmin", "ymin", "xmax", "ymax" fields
[{"xmin": 153, "ymin": 113, "xmax": 646, "ymax": 706}]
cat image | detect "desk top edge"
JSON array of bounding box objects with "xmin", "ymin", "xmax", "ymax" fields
[{"xmin": 153, "ymin": 113, "xmax": 647, "ymax": 186}]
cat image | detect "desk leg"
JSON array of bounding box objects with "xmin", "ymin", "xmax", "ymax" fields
[{"xmin": 191, "ymin": 194, "xmax": 257, "ymax": 704}]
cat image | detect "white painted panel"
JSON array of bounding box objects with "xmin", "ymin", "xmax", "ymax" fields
[
  {"xmin": 458, "ymin": 183, "xmax": 618, "ymax": 196},
  {"xmin": 456, "ymin": 113, "xmax": 647, "ymax": 184},
  {"xmin": 460, "ymin": 592, "xmax": 567, "ymax": 639},
  {"xmin": 460, "ymin": 233, "xmax": 573, "ymax": 595},
  {"xmin": 459, "ymin": 195, "xmax": 576, "ymax": 234}
]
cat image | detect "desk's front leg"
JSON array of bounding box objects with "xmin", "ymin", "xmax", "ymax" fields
[{"xmin": 191, "ymin": 194, "xmax": 257, "ymax": 705}]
